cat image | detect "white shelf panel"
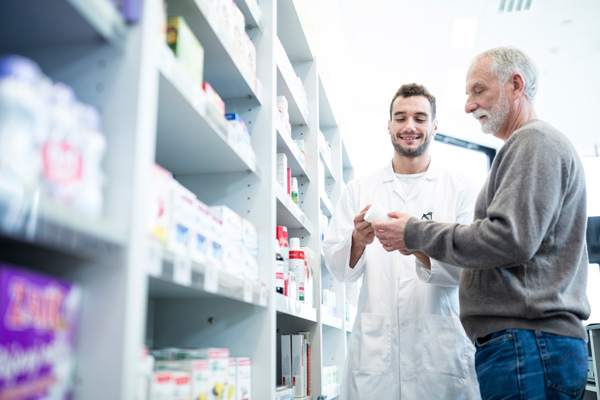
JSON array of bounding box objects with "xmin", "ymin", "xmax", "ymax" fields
[
  {"xmin": 275, "ymin": 293, "xmax": 317, "ymax": 322},
  {"xmin": 67, "ymin": 0, "xmax": 127, "ymax": 46},
  {"xmin": 235, "ymin": 0, "xmax": 262, "ymax": 29},
  {"xmin": 156, "ymin": 44, "xmax": 257, "ymax": 175},
  {"xmin": 322, "ymin": 384, "xmax": 340, "ymax": 400},
  {"xmin": 320, "ymin": 194, "xmax": 333, "ymax": 218},
  {"xmin": 167, "ymin": 0, "xmax": 262, "ymax": 102},
  {"xmin": 276, "ymin": 0, "xmax": 313, "ymax": 62},
  {"xmin": 277, "ymin": 128, "xmax": 310, "ymax": 179},
  {"xmin": 0, "ymin": 0, "xmax": 126, "ymax": 50},
  {"xmin": 276, "ymin": 53, "xmax": 310, "ymax": 125},
  {"xmin": 276, "ymin": 185, "xmax": 313, "ymax": 233},
  {"xmin": 0, "ymin": 194, "xmax": 125, "ymax": 265},
  {"xmin": 318, "ymin": 76, "xmax": 337, "ymax": 129},
  {"xmin": 147, "ymin": 247, "xmax": 267, "ymax": 307},
  {"xmin": 320, "ymin": 150, "xmax": 335, "ymax": 181},
  {"xmin": 321, "ymin": 313, "xmax": 343, "ymax": 330}
]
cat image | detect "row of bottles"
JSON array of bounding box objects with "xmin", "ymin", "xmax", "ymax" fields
[{"xmin": 0, "ymin": 55, "xmax": 107, "ymax": 227}]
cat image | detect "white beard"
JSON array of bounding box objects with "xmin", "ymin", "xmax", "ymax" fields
[{"xmin": 473, "ymin": 89, "xmax": 510, "ymax": 134}]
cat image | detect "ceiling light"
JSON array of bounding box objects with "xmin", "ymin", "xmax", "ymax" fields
[{"xmin": 499, "ymin": 0, "xmax": 533, "ymax": 13}]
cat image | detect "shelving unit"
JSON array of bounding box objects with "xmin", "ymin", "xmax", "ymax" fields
[
  {"xmin": 0, "ymin": 0, "xmax": 354, "ymax": 399},
  {"xmin": 586, "ymin": 325, "xmax": 600, "ymax": 399}
]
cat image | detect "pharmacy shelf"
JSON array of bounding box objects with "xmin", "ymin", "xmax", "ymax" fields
[
  {"xmin": 276, "ymin": 0, "xmax": 313, "ymax": 62},
  {"xmin": 276, "ymin": 56, "xmax": 310, "ymax": 126},
  {"xmin": 167, "ymin": 0, "xmax": 262, "ymax": 102},
  {"xmin": 322, "ymin": 384, "xmax": 340, "ymax": 400},
  {"xmin": 0, "ymin": 0, "xmax": 357, "ymax": 398},
  {"xmin": 0, "ymin": 0, "xmax": 126, "ymax": 50},
  {"xmin": 0, "ymin": 195, "xmax": 125, "ymax": 266},
  {"xmin": 320, "ymin": 194, "xmax": 334, "ymax": 218},
  {"xmin": 318, "ymin": 76, "xmax": 337, "ymax": 130},
  {"xmin": 275, "ymin": 293, "xmax": 318, "ymax": 322},
  {"xmin": 321, "ymin": 313, "xmax": 343, "ymax": 330},
  {"xmin": 276, "ymin": 186, "xmax": 313, "ymax": 233},
  {"xmin": 277, "ymin": 128, "xmax": 310, "ymax": 179},
  {"xmin": 320, "ymin": 150, "xmax": 335, "ymax": 181},
  {"xmin": 235, "ymin": 0, "xmax": 262, "ymax": 30},
  {"xmin": 156, "ymin": 44, "xmax": 257, "ymax": 175},
  {"xmin": 587, "ymin": 325, "xmax": 600, "ymax": 398},
  {"xmin": 147, "ymin": 249, "xmax": 267, "ymax": 307}
]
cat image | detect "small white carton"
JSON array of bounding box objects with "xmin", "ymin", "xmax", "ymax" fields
[
  {"xmin": 148, "ymin": 163, "xmax": 174, "ymax": 244},
  {"xmin": 276, "ymin": 154, "xmax": 287, "ymax": 191},
  {"xmin": 280, "ymin": 335, "xmax": 292, "ymax": 389},
  {"xmin": 191, "ymin": 199, "xmax": 212, "ymax": 265},
  {"xmin": 235, "ymin": 357, "xmax": 252, "ymax": 400},
  {"xmin": 241, "ymin": 217, "xmax": 258, "ymax": 258},
  {"xmin": 167, "ymin": 180, "xmax": 197, "ymax": 256},
  {"xmin": 291, "ymin": 334, "xmax": 307, "ymax": 397}
]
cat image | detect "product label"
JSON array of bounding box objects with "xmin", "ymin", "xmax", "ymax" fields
[
  {"xmin": 0, "ymin": 264, "xmax": 80, "ymax": 398},
  {"xmin": 41, "ymin": 140, "xmax": 83, "ymax": 185}
]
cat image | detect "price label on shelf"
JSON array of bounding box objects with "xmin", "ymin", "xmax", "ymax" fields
[
  {"xmin": 146, "ymin": 240, "xmax": 164, "ymax": 277},
  {"xmin": 204, "ymin": 266, "xmax": 219, "ymax": 293},
  {"xmin": 173, "ymin": 257, "xmax": 192, "ymax": 286},
  {"xmin": 243, "ymin": 282, "xmax": 253, "ymax": 303}
]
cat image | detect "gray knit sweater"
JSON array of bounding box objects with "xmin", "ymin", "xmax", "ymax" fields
[{"xmin": 405, "ymin": 119, "xmax": 590, "ymax": 341}]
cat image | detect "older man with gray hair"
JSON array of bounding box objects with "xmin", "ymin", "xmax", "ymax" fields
[{"xmin": 372, "ymin": 46, "xmax": 590, "ymax": 399}]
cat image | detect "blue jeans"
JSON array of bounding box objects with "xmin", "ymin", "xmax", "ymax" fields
[{"xmin": 474, "ymin": 329, "xmax": 588, "ymax": 400}]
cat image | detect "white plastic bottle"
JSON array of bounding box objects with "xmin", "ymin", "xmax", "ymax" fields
[
  {"xmin": 0, "ymin": 55, "xmax": 46, "ymax": 197},
  {"xmin": 41, "ymin": 82, "xmax": 82, "ymax": 205},
  {"xmin": 289, "ymin": 237, "xmax": 305, "ymax": 302},
  {"xmin": 74, "ymin": 104, "xmax": 106, "ymax": 219}
]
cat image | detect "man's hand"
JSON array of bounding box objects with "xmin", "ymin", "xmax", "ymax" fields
[
  {"xmin": 372, "ymin": 211, "xmax": 412, "ymax": 253},
  {"xmin": 349, "ymin": 205, "xmax": 375, "ymax": 268},
  {"xmin": 352, "ymin": 205, "xmax": 375, "ymax": 246}
]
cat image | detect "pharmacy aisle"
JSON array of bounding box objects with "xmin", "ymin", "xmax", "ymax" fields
[{"xmin": 0, "ymin": 0, "xmax": 354, "ymax": 399}]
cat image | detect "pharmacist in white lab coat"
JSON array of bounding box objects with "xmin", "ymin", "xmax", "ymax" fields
[{"xmin": 323, "ymin": 83, "xmax": 481, "ymax": 399}]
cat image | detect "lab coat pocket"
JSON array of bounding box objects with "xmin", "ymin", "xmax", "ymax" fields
[
  {"xmin": 422, "ymin": 314, "xmax": 468, "ymax": 379},
  {"xmin": 349, "ymin": 313, "xmax": 392, "ymax": 373}
]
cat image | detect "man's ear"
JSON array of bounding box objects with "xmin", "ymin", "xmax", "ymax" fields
[
  {"xmin": 388, "ymin": 120, "xmax": 392, "ymax": 135},
  {"xmin": 510, "ymin": 72, "xmax": 526, "ymax": 100}
]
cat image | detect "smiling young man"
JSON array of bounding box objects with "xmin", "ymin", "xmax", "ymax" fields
[
  {"xmin": 322, "ymin": 83, "xmax": 481, "ymax": 399},
  {"xmin": 376, "ymin": 48, "xmax": 591, "ymax": 399}
]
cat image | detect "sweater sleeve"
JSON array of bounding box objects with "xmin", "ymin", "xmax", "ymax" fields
[
  {"xmin": 405, "ymin": 128, "xmax": 566, "ymax": 269},
  {"xmin": 416, "ymin": 174, "xmax": 479, "ymax": 285}
]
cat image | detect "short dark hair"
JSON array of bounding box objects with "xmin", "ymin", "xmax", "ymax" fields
[{"xmin": 389, "ymin": 83, "xmax": 436, "ymax": 121}]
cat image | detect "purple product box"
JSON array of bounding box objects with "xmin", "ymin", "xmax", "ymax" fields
[
  {"xmin": 105, "ymin": 0, "xmax": 142, "ymax": 23},
  {"xmin": 0, "ymin": 263, "xmax": 81, "ymax": 399}
]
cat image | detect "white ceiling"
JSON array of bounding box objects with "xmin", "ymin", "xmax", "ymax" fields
[{"xmin": 306, "ymin": 0, "xmax": 600, "ymax": 177}]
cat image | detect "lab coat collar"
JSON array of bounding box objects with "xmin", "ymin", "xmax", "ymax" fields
[{"xmin": 382, "ymin": 157, "xmax": 442, "ymax": 182}]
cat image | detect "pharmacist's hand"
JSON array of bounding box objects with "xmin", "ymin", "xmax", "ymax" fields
[
  {"xmin": 372, "ymin": 212, "xmax": 411, "ymax": 253},
  {"xmin": 352, "ymin": 205, "xmax": 375, "ymax": 247}
]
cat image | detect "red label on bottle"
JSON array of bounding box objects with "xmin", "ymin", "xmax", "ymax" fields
[
  {"xmin": 41, "ymin": 139, "xmax": 83, "ymax": 184},
  {"xmin": 289, "ymin": 250, "xmax": 304, "ymax": 259}
]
